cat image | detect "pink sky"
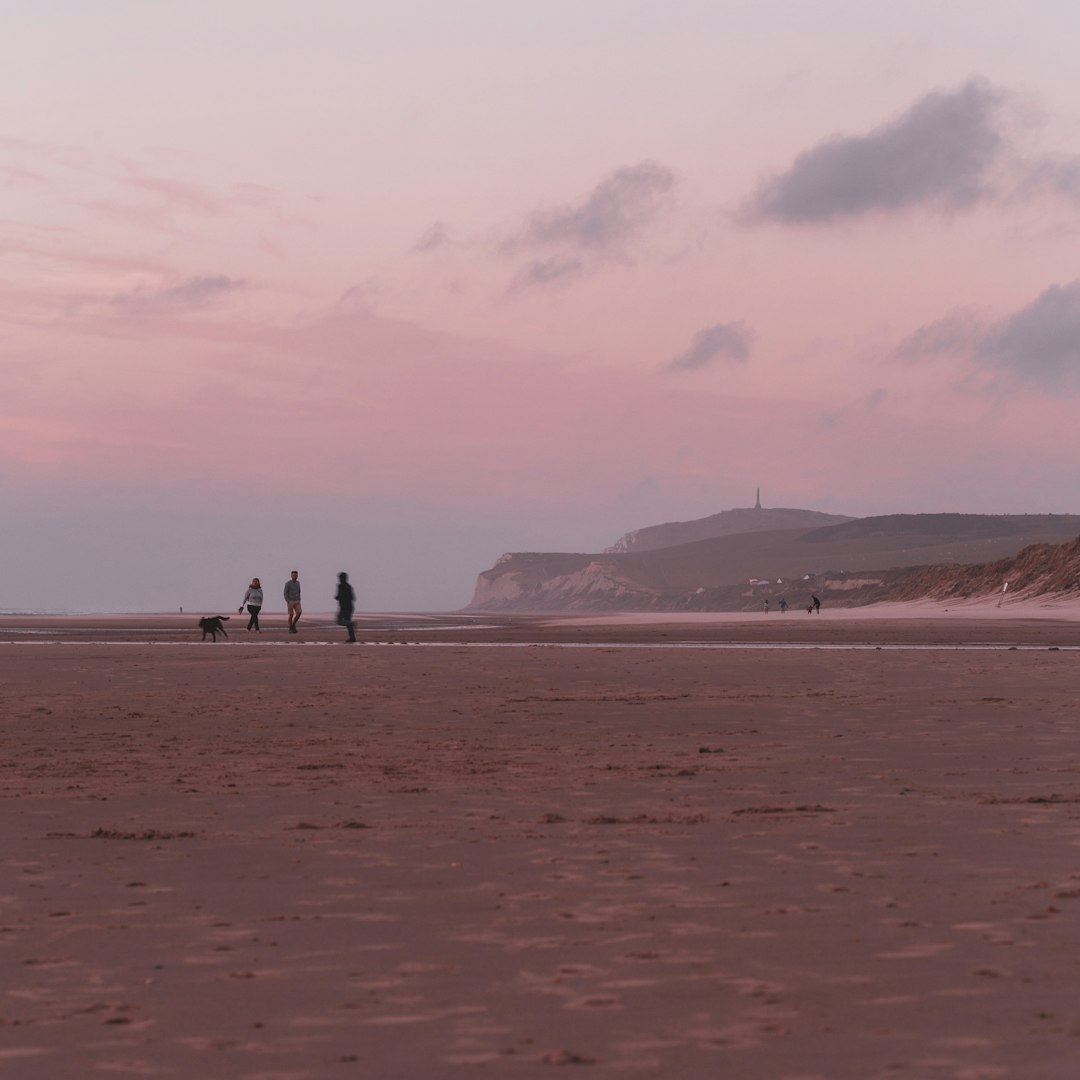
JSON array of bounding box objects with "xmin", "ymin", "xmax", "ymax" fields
[{"xmin": 5, "ymin": 2, "xmax": 1080, "ymax": 611}]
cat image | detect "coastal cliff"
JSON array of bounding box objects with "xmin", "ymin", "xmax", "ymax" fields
[{"xmin": 468, "ymin": 510, "xmax": 1080, "ymax": 612}]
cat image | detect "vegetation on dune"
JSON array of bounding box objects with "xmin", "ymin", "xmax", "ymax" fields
[{"xmin": 887, "ymin": 535, "xmax": 1080, "ymax": 602}]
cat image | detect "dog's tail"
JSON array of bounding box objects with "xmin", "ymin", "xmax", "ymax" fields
[{"xmin": 220, "ymin": 615, "xmax": 231, "ymax": 621}]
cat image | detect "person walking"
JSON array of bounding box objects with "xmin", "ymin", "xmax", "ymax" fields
[
  {"xmin": 779, "ymin": 597, "xmax": 789, "ymax": 614},
  {"xmin": 240, "ymin": 577, "xmax": 264, "ymax": 632},
  {"xmin": 284, "ymin": 571, "xmax": 302, "ymax": 634},
  {"xmin": 335, "ymin": 571, "xmax": 357, "ymax": 643},
  {"xmin": 811, "ymin": 594, "xmax": 821, "ymax": 614}
]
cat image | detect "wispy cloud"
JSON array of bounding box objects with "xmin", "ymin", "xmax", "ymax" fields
[
  {"xmin": 1015, "ymin": 154, "xmax": 1080, "ymax": 206},
  {"xmin": 110, "ymin": 275, "xmax": 246, "ymax": 314},
  {"xmin": 508, "ymin": 256, "xmax": 585, "ymax": 293},
  {"xmin": 821, "ymin": 387, "xmax": 888, "ymax": 428},
  {"xmin": 894, "ymin": 311, "xmax": 984, "ymax": 362},
  {"xmin": 412, "ymin": 220, "xmax": 450, "ymax": 253},
  {"xmin": 666, "ymin": 322, "xmax": 752, "ymax": 371},
  {"xmin": 0, "ymin": 133, "xmax": 94, "ymax": 171},
  {"xmin": 747, "ymin": 80, "xmax": 1006, "ymax": 224},
  {"xmin": 125, "ymin": 175, "xmax": 231, "ymax": 216},
  {"xmin": 82, "ymin": 172, "xmax": 304, "ymax": 235},
  {"xmin": 504, "ymin": 162, "xmax": 676, "ymax": 291},
  {"xmin": 1, "ymin": 164, "xmax": 47, "ymax": 187},
  {"xmin": 517, "ymin": 162, "xmax": 675, "ymax": 251}
]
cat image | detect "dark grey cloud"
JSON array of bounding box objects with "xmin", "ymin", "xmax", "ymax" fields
[
  {"xmin": 519, "ymin": 161, "xmax": 676, "ymax": 250},
  {"xmin": 748, "ymin": 80, "xmax": 1006, "ymax": 223},
  {"xmin": 896, "ymin": 281, "xmax": 1080, "ymax": 390},
  {"xmin": 666, "ymin": 322, "xmax": 752, "ymax": 372},
  {"xmin": 975, "ymin": 281, "xmax": 1080, "ymax": 385},
  {"xmin": 111, "ymin": 274, "xmax": 244, "ymax": 313}
]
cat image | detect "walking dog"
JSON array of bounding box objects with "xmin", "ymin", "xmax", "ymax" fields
[{"xmin": 198, "ymin": 615, "xmax": 230, "ymax": 642}]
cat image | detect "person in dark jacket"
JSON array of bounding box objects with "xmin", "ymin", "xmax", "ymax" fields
[{"xmin": 335, "ymin": 572, "xmax": 356, "ymax": 643}]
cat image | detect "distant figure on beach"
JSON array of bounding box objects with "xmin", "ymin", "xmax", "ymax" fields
[
  {"xmin": 811, "ymin": 594, "xmax": 821, "ymax": 614},
  {"xmin": 284, "ymin": 571, "xmax": 302, "ymax": 634},
  {"xmin": 779, "ymin": 597, "xmax": 788, "ymax": 613},
  {"xmin": 240, "ymin": 577, "xmax": 263, "ymax": 632},
  {"xmin": 336, "ymin": 572, "xmax": 357, "ymax": 643},
  {"xmin": 763, "ymin": 599, "xmax": 769, "ymax": 613}
]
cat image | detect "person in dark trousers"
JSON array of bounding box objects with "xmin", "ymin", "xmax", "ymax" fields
[
  {"xmin": 240, "ymin": 577, "xmax": 263, "ymax": 632},
  {"xmin": 811, "ymin": 594, "xmax": 821, "ymax": 614},
  {"xmin": 336, "ymin": 572, "xmax": 356, "ymax": 643}
]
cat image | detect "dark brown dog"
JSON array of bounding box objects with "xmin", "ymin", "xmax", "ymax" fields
[{"xmin": 199, "ymin": 615, "xmax": 230, "ymax": 642}]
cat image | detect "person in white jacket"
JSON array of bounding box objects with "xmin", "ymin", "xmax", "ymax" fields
[{"xmin": 240, "ymin": 577, "xmax": 264, "ymax": 632}]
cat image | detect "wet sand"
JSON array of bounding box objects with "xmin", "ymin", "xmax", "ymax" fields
[{"xmin": 3, "ymin": 612, "xmax": 1080, "ymax": 1078}]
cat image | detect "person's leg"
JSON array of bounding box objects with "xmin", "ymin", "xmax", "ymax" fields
[
  {"xmin": 252, "ymin": 605, "xmax": 261, "ymax": 631},
  {"xmin": 247, "ymin": 606, "xmax": 256, "ymax": 630}
]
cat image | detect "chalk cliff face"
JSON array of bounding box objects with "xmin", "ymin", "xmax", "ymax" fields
[
  {"xmin": 468, "ymin": 510, "xmax": 1080, "ymax": 612},
  {"xmin": 471, "ymin": 555, "xmax": 664, "ymax": 610},
  {"xmin": 470, "ymin": 553, "xmax": 594, "ymax": 609}
]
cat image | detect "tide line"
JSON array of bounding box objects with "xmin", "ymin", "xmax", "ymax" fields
[{"xmin": 0, "ymin": 640, "xmax": 1075, "ymax": 652}]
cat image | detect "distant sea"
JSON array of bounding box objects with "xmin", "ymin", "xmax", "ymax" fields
[
  {"xmin": 0, "ymin": 609, "xmax": 81, "ymax": 616},
  {"xmin": 0, "ymin": 610, "xmax": 189, "ymax": 616}
]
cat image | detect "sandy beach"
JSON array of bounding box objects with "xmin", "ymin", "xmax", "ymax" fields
[{"xmin": 3, "ymin": 610, "xmax": 1080, "ymax": 1078}]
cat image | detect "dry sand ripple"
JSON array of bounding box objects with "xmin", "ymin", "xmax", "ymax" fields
[{"xmin": 3, "ymin": 616, "xmax": 1080, "ymax": 1077}]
